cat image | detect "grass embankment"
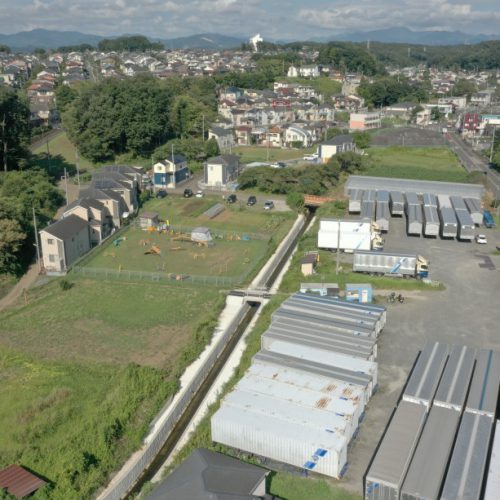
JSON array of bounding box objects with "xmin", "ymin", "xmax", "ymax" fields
[
  {"xmin": 0, "ymin": 277, "xmax": 225, "ymax": 498},
  {"xmin": 365, "ymin": 146, "xmax": 470, "ymax": 183},
  {"xmin": 232, "ymin": 145, "xmax": 317, "ymax": 164}
]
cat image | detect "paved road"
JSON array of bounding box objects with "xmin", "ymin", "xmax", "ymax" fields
[{"xmin": 446, "ymin": 131, "xmax": 500, "ymax": 196}]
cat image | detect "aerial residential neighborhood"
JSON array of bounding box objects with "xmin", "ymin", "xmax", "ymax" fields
[{"xmin": 0, "ymin": 4, "xmax": 500, "ymax": 500}]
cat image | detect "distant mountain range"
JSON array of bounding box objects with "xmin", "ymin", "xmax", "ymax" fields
[
  {"xmin": 326, "ymin": 26, "xmax": 500, "ymax": 45},
  {"xmin": 0, "ymin": 29, "xmax": 104, "ymax": 51},
  {"xmin": 0, "ymin": 29, "xmax": 244, "ymax": 51},
  {"xmin": 1, "ymin": 27, "xmax": 499, "ymax": 52},
  {"xmin": 157, "ymin": 33, "xmax": 244, "ymax": 50}
]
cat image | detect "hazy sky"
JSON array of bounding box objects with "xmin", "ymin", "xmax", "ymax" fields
[{"xmin": 1, "ymin": 0, "xmax": 499, "ymax": 38}]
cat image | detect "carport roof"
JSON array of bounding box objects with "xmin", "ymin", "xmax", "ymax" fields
[{"xmin": 345, "ymin": 175, "xmax": 484, "ymax": 199}]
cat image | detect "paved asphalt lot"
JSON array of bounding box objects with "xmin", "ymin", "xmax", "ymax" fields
[{"xmin": 339, "ymin": 215, "xmax": 500, "ymax": 494}]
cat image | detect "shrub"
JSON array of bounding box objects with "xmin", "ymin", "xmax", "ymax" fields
[{"xmin": 59, "ymin": 279, "xmax": 73, "ymax": 291}]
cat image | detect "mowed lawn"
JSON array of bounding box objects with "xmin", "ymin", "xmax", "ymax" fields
[
  {"xmin": 365, "ymin": 146, "xmax": 470, "ymax": 183},
  {"xmin": 0, "ymin": 278, "xmax": 223, "ymax": 497},
  {"xmin": 232, "ymin": 145, "xmax": 317, "ymax": 164},
  {"xmin": 0, "ymin": 278, "xmax": 220, "ymax": 368}
]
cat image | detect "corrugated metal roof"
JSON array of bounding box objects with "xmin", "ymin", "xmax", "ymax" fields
[
  {"xmin": 484, "ymin": 419, "xmax": 500, "ymax": 500},
  {"xmin": 290, "ymin": 293, "xmax": 386, "ymax": 315},
  {"xmin": 271, "ymin": 318, "xmax": 376, "ymax": 350},
  {"xmin": 363, "ymin": 190, "xmax": 377, "ymax": 203},
  {"xmin": 263, "ymin": 329, "xmax": 374, "ymax": 360},
  {"xmin": 405, "ymin": 192, "xmax": 420, "ymax": 206},
  {"xmin": 440, "ymin": 206, "xmax": 458, "ymax": 225},
  {"xmin": 407, "ymin": 203, "xmax": 423, "ymax": 222},
  {"xmin": 272, "ymin": 309, "xmax": 375, "ymax": 338},
  {"xmin": 264, "ymin": 340, "xmax": 378, "ymax": 385},
  {"xmin": 0, "ymin": 465, "xmax": 46, "ymax": 498},
  {"xmin": 366, "ymin": 401, "xmax": 427, "ymax": 489},
  {"xmin": 422, "ymin": 192, "xmax": 437, "ymax": 207},
  {"xmin": 345, "ymin": 175, "xmax": 484, "ymax": 199},
  {"xmin": 401, "ymin": 406, "xmax": 460, "ymax": 499},
  {"xmin": 423, "ymin": 205, "xmax": 439, "ymax": 224},
  {"xmin": 264, "ymin": 323, "xmax": 375, "ymax": 357},
  {"xmin": 455, "ymin": 208, "xmax": 475, "ymax": 227},
  {"xmin": 403, "ymin": 342, "xmax": 449, "ymax": 408},
  {"xmin": 466, "ymin": 349, "xmax": 500, "ymax": 417},
  {"xmin": 253, "ymin": 350, "xmax": 372, "ymax": 390},
  {"xmin": 441, "ymin": 412, "xmax": 493, "ymax": 500},
  {"xmin": 450, "ymin": 195, "xmax": 468, "ymax": 211},
  {"xmin": 376, "ymin": 190, "xmax": 390, "ymax": 203},
  {"xmin": 389, "ymin": 191, "xmax": 404, "ymax": 204},
  {"xmin": 434, "ymin": 345, "xmax": 476, "ymax": 411}
]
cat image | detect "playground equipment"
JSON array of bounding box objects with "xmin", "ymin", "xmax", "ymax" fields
[
  {"xmin": 172, "ymin": 233, "xmax": 192, "ymax": 243},
  {"xmin": 114, "ymin": 237, "xmax": 126, "ymax": 247},
  {"xmin": 144, "ymin": 245, "xmax": 161, "ymax": 256}
]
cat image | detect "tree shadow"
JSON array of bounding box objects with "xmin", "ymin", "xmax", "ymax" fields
[{"xmin": 28, "ymin": 153, "xmax": 77, "ymax": 181}]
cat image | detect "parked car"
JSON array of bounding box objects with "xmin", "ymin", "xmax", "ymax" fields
[
  {"xmin": 156, "ymin": 190, "xmax": 167, "ymax": 199},
  {"xmin": 183, "ymin": 188, "xmax": 193, "ymax": 198},
  {"xmin": 303, "ymin": 153, "xmax": 318, "ymax": 161},
  {"xmin": 226, "ymin": 194, "xmax": 237, "ymax": 204},
  {"xmin": 475, "ymin": 234, "xmax": 487, "ymax": 244},
  {"xmin": 264, "ymin": 200, "xmax": 275, "ymax": 210},
  {"xmin": 195, "ymin": 190, "xmax": 204, "ymax": 198},
  {"xmin": 247, "ymin": 195, "xmax": 257, "ymax": 206},
  {"xmin": 271, "ymin": 161, "xmax": 287, "ymax": 169}
]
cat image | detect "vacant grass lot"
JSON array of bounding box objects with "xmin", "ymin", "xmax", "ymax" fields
[
  {"xmin": 0, "ymin": 277, "xmax": 224, "ymax": 498},
  {"xmin": 232, "ymin": 145, "xmax": 316, "ymax": 164},
  {"xmin": 365, "ymin": 146, "xmax": 470, "ymax": 183},
  {"xmin": 0, "ymin": 274, "xmax": 16, "ymax": 300}
]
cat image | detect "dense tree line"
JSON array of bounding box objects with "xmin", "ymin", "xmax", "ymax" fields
[
  {"xmin": 317, "ymin": 42, "xmax": 381, "ymax": 75},
  {"xmin": 357, "ymin": 75, "xmax": 430, "ymax": 107},
  {"xmin": 97, "ymin": 36, "xmax": 163, "ymax": 52},
  {"xmin": 57, "ymin": 43, "xmax": 95, "ymax": 53},
  {"xmin": 238, "ymin": 152, "xmax": 369, "ymax": 195},
  {"xmin": 0, "ymin": 44, "xmax": 10, "ymax": 53},
  {"xmin": 0, "ymin": 170, "xmax": 63, "ymax": 275},
  {"xmin": 63, "ymin": 76, "xmax": 218, "ymax": 161},
  {"xmin": 0, "ymin": 86, "xmax": 31, "ymax": 171}
]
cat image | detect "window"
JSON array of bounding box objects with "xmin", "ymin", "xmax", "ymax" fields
[
  {"xmin": 48, "ymin": 255, "xmax": 56, "ymax": 263},
  {"xmin": 47, "ymin": 238, "xmax": 54, "ymax": 245}
]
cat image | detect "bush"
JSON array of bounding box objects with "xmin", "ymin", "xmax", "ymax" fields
[
  {"xmin": 286, "ymin": 191, "xmax": 304, "ymax": 212},
  {"xmin": 59, "ymin": 279, "xmax": 74, "ymax": 291}
]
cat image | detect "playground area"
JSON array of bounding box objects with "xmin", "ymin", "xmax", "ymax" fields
[{"xmin": 84, "ymin": 224, "xmax": 267, "ymax": 279}]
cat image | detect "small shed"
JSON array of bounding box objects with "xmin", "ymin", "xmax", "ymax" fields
[
  {"xmin": 0, "ymin": 465, "xmax": 47, "ymax": 498},
  {"xmin": 300, "ymin": 252, "xmax": 319, "ymax": 276},
  {"xmin": 299, "ymin": 282, "xmax": 339, "ymax": 297},
  {"xmin": 139, "ymin": 211, "xmax": 159, "ymax": 229},
  {"xmin": 345, "ymin": 283, "xmax": 373, "ymax": 303},
  {"xmin": 191, "ymin": 227, "xmax": 213, "ymax": 244}
]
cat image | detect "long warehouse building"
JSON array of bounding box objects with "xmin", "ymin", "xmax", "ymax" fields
[{"xmin": 212, "ymin": 294, "xmax": 385, "ymax": 479}]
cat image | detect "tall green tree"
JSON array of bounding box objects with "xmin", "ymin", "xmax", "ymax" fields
[
  {"xmin": 0, "ymin": 217, "xmax": 26, "ymax": 275},
  {"xmin": 0, "ymin": 86, "xmax": 31, "ymax": 171}
]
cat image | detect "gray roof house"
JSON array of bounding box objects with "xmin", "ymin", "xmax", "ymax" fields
[
  {"xmin": 318, "ymin": 135, "xmax": 354, "ymax": 163},
  {"xmin": 39, "ymin": 214, "xmax": 91, "ymax": 274},
  {"xmin": 147, "ymin": 448, "xmax": 269, "ymax": 500},
  {"xmin": 204, "ymin": 154, "xmax": 240, "ymax": 188}
]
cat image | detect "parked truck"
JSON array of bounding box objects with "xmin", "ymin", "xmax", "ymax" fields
[
  {"xmin": 318, "ymin": 219, "xmax": 384, "ymax": 252},
  {"xmin": 353, "ymin": 251, "xmax": 429, "ymax": 279}
]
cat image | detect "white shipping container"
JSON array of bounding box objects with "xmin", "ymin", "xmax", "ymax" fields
[
  {"xmin": 317, "ymin": 219, "xmax": 373, "ymax": 251},
  {"xmin": 236, "ymin": 373, "xmax": 362, "ymax": 431},
  {"xmin": 212, "ymin": 404, "xmax": 348, "ymax": 478},
  {"xmin": 264, "ymin": 339, "xmax": 378, "ymax": 387},
  {"xmin": 247, "ymin": 362, "xmax": 367, "ymax": 410}
]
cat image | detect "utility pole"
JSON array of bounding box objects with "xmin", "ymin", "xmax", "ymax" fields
[
  {"xmin": 202, "ymin": 114, "xmax": 205, "ymax": 142},
  {"xmin": 32, "ymin": 206, "xmax": 42, "ymax": 272},
  {"xmin": 75, "ymin": 148, "xmax": 80, "ymax": 187},
  {"xmin": 335, "ymin": 219, "xmax": 341, "ymax": 275},
  {"xmin": 489, "ymin": 125, "xmax": 496, "ymax": 164},
  {"xmin": 266, "ymin": 132, "xmax": 270, "ymax": 162},
  {"xmin": 1, "ymin": 113, "xmax": 7, "ymax": 172},
  {"xmin": 62, "ymin": 168, "xmax": 69, "ymax": 206}
]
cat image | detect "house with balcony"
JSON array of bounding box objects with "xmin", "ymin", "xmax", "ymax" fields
[{"xmin": 153, "ymin": 154, "xmax": 189, "ymax": 190}]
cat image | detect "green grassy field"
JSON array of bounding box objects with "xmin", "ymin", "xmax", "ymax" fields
[
  {"xmin": 86, "ymin": 225, "xmax": 266, "ymax": 278},
  {"xmin": 0, "ymin": 274, "xmax": 16, "ymax": 300},
  {"xmin": 232, "ymin": 145, "xmax": 317, "ymax": 164},
  {"xmin": 0, "ymin": 277, "xmax": 225, "ymax": 498},
  {"xmin": 365, "ymin": 146, "xmax": 470, "ymax": 183}
]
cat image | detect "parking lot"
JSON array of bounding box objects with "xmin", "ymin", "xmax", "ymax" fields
[{"xmin": 339, "ymin": 215, "xmax": 500, "ymax": 494}]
